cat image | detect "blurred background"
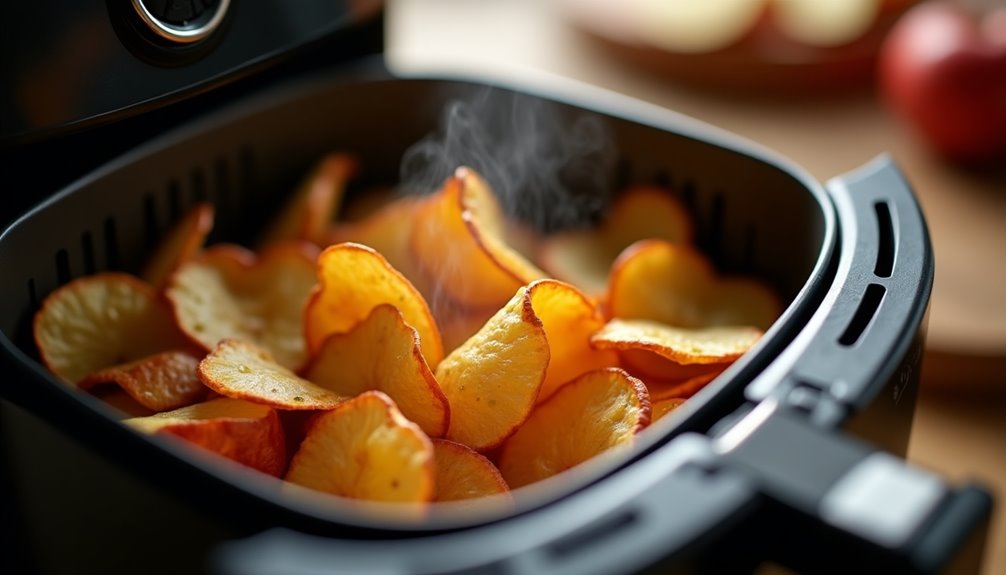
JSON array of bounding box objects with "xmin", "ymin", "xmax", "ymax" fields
[{"xmin": 387, "ymin": 0, "xmax": 1004, "ymax": 572}]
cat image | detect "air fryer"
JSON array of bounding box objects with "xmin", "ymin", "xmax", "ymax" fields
[{"xmin": 0, "ymin": 2, "xmax": 993, "ymax": 575}]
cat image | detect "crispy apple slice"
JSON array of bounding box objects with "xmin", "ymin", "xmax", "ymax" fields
[
  {"xmin": 620, "ymin": 348, "xmax": 729, "ymax": 381},
  {"xmin": 304, "ymin": 242, "xmax": 443, "ymax": 367},
  {"xmin": 125, "ymin": 397, "xmax": 286, "ymax": 476},
  {"xmin": 305, "ymin": 304, "xmax": 449, "ymax": 438},
  {"xmin": 436, "ymin": 286, "xmax": 550, "ymax": 451},
  {"xmin": 498, "ymin": 367, "xmax": 650, "ymax": 489},
  {"xmin": 652, "ymin": 397, "xmax": 687, "ymax": 421},
  {"xmin": 142, "ymin": 202, "xmax": 214, "ymax": 291},
  {"xmin": 167, "ymin": 242, "xmax": 318, "ymax": 370},
  {"xmin": 632, "ymin": 0, "xmax": 766, "ymax": 53},
  {"xmin": 79, "ymin": 350, "xmax": 207, "ymax": 412},
  {"xmin": 607, "ymin": 240, "xmax": 781, "ymax": 330},
  {"xmin": 432, "ymin": 439, "xmax": 510, "ymax": 502},
  {"xmin": 538, "ymin": 186, "xmax": 693, "ymax": 296},
  {"xmin": 527, "ymin": 279, "xmax": 621, "ymax": 403},
  {"xmin": 34, "ymin": 272, "xmax": 192, "ymax": 385},
  {"xmin": 774, "ymin": 0, "xmax": 881, "ymax": 47},
  {"xmin": 93, "ymin": 387, "xmax": 155, "ymax": 418},
  {"xmin": 327, "ymin": 194, "xmax": 435, "ymax": 298},
  {"xmin": 285, "ymin": 391, "xmax": 434, "ymax": 503},
  {"xmin": 260, "ymin": 152, "xmax": 358, "ymax": 247},
  {"xmin": 591, "ymin": 318, "xmax": 763, "ymax": 365},
  {"xmin": 410, "ymin": 167, "xmax": 546, "ymax": 309},
  {"xmin": 329, "ymin": 195, "xmax": 424, "ymax": 269},
  {"xmin": 199, "ymin": 339, "xmax": 347, "ymax": 410},
  {"xmin": 646, "ymin": 371, "xmax": 720, "ymax": 401}
]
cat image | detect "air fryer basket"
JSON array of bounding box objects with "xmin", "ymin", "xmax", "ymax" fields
[{"xmin": 0, "ymin": 66, "xmax": 991, "ymax": 574}]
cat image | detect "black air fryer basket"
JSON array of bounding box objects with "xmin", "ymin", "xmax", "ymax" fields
[{"xmin": 0, "ymin": 66, "xmax": 993, "ymax": 574}]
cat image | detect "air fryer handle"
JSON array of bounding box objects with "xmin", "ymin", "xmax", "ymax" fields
[{"xmin": 717, "ymin": 406, "xmax": 994, "ymax": 574}]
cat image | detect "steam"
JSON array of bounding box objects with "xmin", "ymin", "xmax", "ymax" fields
[{"xmin": 400, "ymin": 89, "xmax": 618, "ymax": 232}]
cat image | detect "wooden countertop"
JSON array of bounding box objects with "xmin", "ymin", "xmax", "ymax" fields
[{"xmin": 387, "ymin": 1, "xmax": 1005, "ymax": 572}]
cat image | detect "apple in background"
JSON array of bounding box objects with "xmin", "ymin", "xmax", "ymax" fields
[{"xmin": 879, "ymin": 1, "xmax": 1006, "ymax": 164}]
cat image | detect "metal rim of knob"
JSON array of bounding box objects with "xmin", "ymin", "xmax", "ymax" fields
[{"xmin": 130, "ymin": 0, "xmax": 231, "ymax": 44}]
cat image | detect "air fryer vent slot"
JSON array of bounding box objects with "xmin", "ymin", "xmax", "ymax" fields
[
  {"xmin": 874, "ymin": 201, "xmax": 895, "ymax": 278},
  {"xmin": 55, "ymin": 249, "xmax": 71, "ymax": 286},
  {"xmin": 681, "ymin": 178, "xmax": 696, "ymax": 210},
  {"xmin": 81, "ymin": 231, "xmax": 97, "ymax": 275},
  {"xmin": 191, "ymin": 168, "xmax": 207, "ymax": 203},
  {"xmin": 839, "ymin": 283, "xmax": 886, "ymax": 347},
  {"xmin": 703, "ymin": 191, "xmax": 726, "ymax": 261}
]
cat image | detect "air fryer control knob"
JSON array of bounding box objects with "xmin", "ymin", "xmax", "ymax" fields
[{"xmin": 131, "ymin": 0, "xmax": 230, "ymax": 44}]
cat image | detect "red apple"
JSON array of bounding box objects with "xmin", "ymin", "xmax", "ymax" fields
[{"xmin": 879, "ymin": 1, "xmax": 1006, "ymax": 163}]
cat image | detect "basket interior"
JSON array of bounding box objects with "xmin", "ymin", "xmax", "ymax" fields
[{"xmin": 0, "ymin": 73, "xmax": 832, "ymax": 528}]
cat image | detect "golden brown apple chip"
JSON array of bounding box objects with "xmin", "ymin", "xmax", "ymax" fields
[
  {"xmin": 34, "ymin": 273, "xmax": 191, "ymax": 385},
  {"xmin": 607, "ymin": 240, "xmax": 781, "ymax": 330},
  {"xmin": 498, "ymin": 367, "xmax": 650, "ymax": 489},
  {"xmin": 527, "ymin": 279, "xmax": 620, "ymax": 403},
  {"xmin": 410, "ymin": 167, "xmax": 545, "ymax": 310},
  {"xmin": 167, "ymin": 242, "xmax": 318, "ymax": 370},
  {"xmin": 79, "ymin": 350, "xmax": 207, "ymax": 412},
  {"xmin": 125, "ymin": 397, "xmax": 286, "ymax": 476},
  {"xmin": 436, "ymin": 286, "xmax": 549, "ymax": 451},
  {"xmin": 285, "ymin": 391, "xmax": 434, "ymax": 503},
  {"xmin": 538, "ymin": 186, "xmax": 692, "ymax": 296},
  {"xmin": 304, "ymin": 242, "xmax": 443, "ymax": 367},
  {"xmin": 198, "ymin": 339, "xmax": 347, "ymax": 410},
  {"xmin": 432, "ymin": 439, "xmax": 509, "ymax": 502},
  {"xmin": 591, "ymin": 318, "xmax": 762, "ymax": 365},
  {"xmin": 305, "ymin": 304, "xmax": 449, "ymax": 438}
]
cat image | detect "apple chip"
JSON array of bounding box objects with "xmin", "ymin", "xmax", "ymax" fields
[
  {"xmin": 436, "ymin": 286, "xmax": 550, "ymax": 451},
  {"xmin": 304, "ymin": 242, "xmax": 443, "ymax": 367},
  {"xmin": 199, "ymin": 339, "xmax": 347, "ymax": 410},
  {"xmin": 285, "ymin": 391, "xmax": 434, "ymax": 503},
  {"xmin": 538, "ymin": 186, "xmax": 693, "ymax": 296},
  {"xmin": 527, "ymin": 279, "xmax": 620, "ymax": 403},
  {"xmin": 652, "ymin": 397, "xmax": 687, "ymax": 422},
  {"xmin": 591, "ymin": 318, "xmax": 762, "ymax": 366},
  {"xmin": 328, "ymin": 194, "xmax": 427, "ymax": 280},
  {"xmin": 432, "ymin": 439, "xmax": 509, "ymax": 502},
  {"xmin": 410, "ymin": 167, "xmax": 546, "ymax": 309},
  {"xmin": 79, "ymin": 350, "xmax": 207, "ymax": 412},
  {"xmin": 93, "ymin": 387, "xmax": 155, "ymax": 418},
  {"xmin": 498, "ymin": 368, "xmax": 650, "ymax": 489},
  {"xmin": 260, "ymin": 152, "xmax": 357, "ymax": 247},
  {"xmin": 607, "ymin": 240, "xmax": 781, "ymax": 330},
  {"xmin": 167, "ymin": 242, "xmax": 318, "ymax": 370},
  {"xmin": 620, "ymin": 348, "xmax": 729, "ymax": 381},
  {"xmin": 305, "ymin": 304, "xmax": 449, "ymax": 438},
  {"xmin": 647, "ymin": 371, "xmax": 720, "ymax": 401},
  {"xmin": 34, "ymin": 272, "xmax": 192, "ymax": 385},
  {"xmin": 142, "ymin": 202, "xmax": 214, "ymax": 291},
  {"xmin": 125, "ymin": 397, "xmax": 286, "ymax": 477}
]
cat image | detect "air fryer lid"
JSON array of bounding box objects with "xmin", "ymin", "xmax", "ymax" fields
[{"xmin": 0, "ymin": 68, "xmax": 991, "ymax": 573}]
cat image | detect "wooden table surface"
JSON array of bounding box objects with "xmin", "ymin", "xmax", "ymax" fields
[{"xmin": 387, "ymin": 1, "xmax": 1006, "ymax": 572}]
